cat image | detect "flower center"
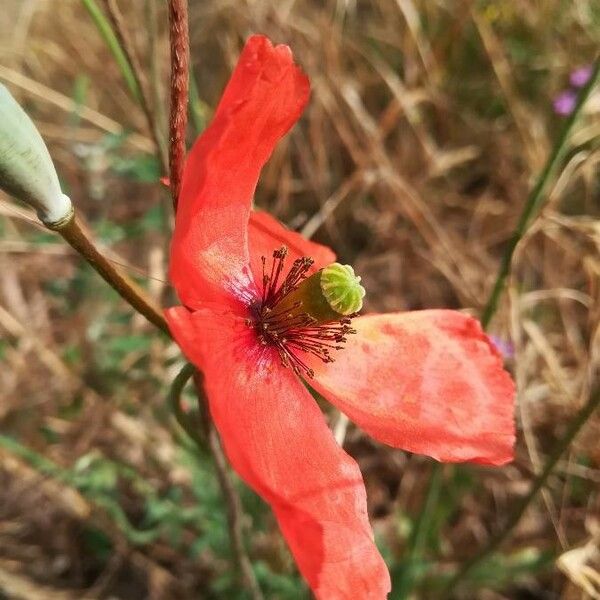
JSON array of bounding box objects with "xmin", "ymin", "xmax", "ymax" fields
[{"xmin": 247, "ymin": 247, "xmax": 365, "ymax": 378}]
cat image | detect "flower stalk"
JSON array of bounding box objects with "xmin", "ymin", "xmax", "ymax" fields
[
  {"xmin": 47, "ymin": 211, "xmax": 169, "ymax": 334},
  {"xmin": 168, "ymin": 362, "xmax": 204, "ymax": 445},
  {"xmin": 167, "ymin": 0, "xmax": 189, "ymax": 207}
]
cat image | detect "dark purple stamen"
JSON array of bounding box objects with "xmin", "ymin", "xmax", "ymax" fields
[{"xmin": 246, "ymin": 247, "xmax": 356, "ymax": 378}]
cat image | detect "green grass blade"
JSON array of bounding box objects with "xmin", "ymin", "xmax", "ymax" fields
[
  {"xmin": 80, "ymin": 0, "xmax": 141, "ymax": 102},
  {"xmin": 395, "ymin": 463, "xmax": 443, "ymax": 599},
  {"xmin": 188, "ymin": 70, "xmax": 207, "ymax": 135},
  {"xmin": 445, "ymin": 385, "xmax": 600, "ymax": 593},
  {"xmin": 404, "ymin": 55, "xmax": 599, "ymax": 598},
  {"xmin": 481, "ymin": 56, "xmax": 600, "ymax": 328},
  {"xmin": 445, "ymin": 56, "xmax": 600, "ymax": 594}
]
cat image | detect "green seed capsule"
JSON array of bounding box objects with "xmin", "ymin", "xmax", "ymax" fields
[
  {"xmin": 320, "ymin": 263, "xmax": 365, "ymax": 316},
  {"xmin": 275, "ymin": 261, "xmax": 366, "ymax": 324}
]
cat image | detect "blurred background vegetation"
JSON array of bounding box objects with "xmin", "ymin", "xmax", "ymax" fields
[{"xmin": 0, "ymin": 0, "xmax": 599, "ymax": 598}]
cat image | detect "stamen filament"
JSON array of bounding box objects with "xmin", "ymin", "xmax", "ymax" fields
[{"xmin": 247, "ymin": 247, "xmax": 362, "ymax": 378}]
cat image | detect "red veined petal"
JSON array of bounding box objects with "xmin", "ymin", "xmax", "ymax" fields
[
  {"xmin": 309, "ymin": 311, "xmax": 515, "ymax": 465},
  {"xmin": 170, "ymin": 35, "xmax": 310, "ymax": 309},
  {"xmin": 248, "ymin": 210, "xmax": 336, "ymax": 284},
  {"xmin": 164, "ymin": 306, "xmax": 391, "ymax": 600}
]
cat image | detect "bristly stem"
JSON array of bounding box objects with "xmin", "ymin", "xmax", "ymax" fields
[
  {"xmin": 47, "ymin": 211, "xmax": 169, "ymax": 334},
  {"xmin": 481, "ymin": 56, "xmax": 600, "ymax": 328},
  {"xmin": 168, "ymin": 0, "xmax": 190, "ymax": 208},
  {"xmin": 164, "ymin": 14, "xmax": 261, "ymax": 595}
]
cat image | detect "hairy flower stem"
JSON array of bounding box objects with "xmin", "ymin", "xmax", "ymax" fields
[
  {"xmin": 481, "ymin": 56, "xmax": 600, "ymax": 328},
  {"xmin": 47, "ymin": 211, "xmax": 169, "ymax": 334},
  {"xmin": 168, "ymin": 0, "xmax": 190, "ymax": 208}
]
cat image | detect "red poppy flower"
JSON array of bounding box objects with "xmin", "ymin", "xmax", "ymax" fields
[{"xmin": 165, "ymin": 35, "xmax": 515, "ymax": 599}]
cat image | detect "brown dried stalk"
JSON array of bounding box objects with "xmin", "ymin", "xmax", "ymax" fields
[{"xmin": 165, "ymin": 5, "xmax": 261, "ymax": 596}]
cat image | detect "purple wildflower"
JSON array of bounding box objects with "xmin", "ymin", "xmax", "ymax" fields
[
  {"xmin": 553, "ymin": 90, "xmax": 577, "ymax": 116},
  {"xmin": 490, "ymin": 335, "xmax": 515, "ymax": 359},
  {"xmin": 570, "ymin": 65, "xmax": 592, "ymax": 88}
]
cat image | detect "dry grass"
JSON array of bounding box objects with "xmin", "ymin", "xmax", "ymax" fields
[{"xmin": 0, "ymin": 0, "xmax": 599, "ymax": 598}]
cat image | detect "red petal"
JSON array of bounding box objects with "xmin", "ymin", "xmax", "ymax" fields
[
  {"xmin": 170, "ymin": 35, "xmax": 310, "ymax": 309},
  {"xmin": 248, "ymin": 211, "xmax": 336, "ymax": 284},
  {"xmin": 310, "ymin": 311, "xmax": 515, "ymax": 465},
  {"xmin": 164, "ymin": 306, "xmax": 391, "ymax": 599}
]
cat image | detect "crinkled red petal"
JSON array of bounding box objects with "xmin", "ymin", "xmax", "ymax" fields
[
  {"xmin": 164, "ymin": 306, "xmax": 391, "ymax": 599},
  {"xmin": 170, "ymin": 35, "xmax": 309, "ymax": 310},
  {"xmin": 309, "ymin": 310, "xmax": 515, "ymax": 465},
  {"xmin": 248, "ymin": 210, "xmax": 335, "ymax": 283}
]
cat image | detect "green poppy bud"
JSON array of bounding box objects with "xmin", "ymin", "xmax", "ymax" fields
[{"xmin": 0, "ymin": 84, "xmax": 72, "ymax": 224}]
